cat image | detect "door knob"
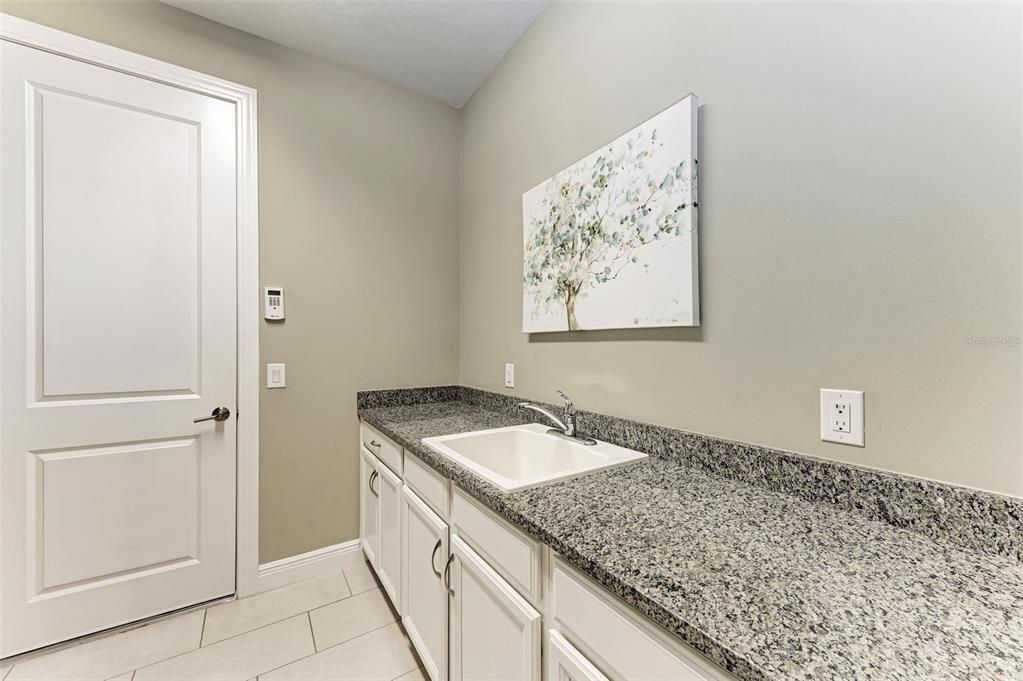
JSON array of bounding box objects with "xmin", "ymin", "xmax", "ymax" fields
[{"xmin": 194, "ymin": 407, "xmax": 231, "ymax": 423}]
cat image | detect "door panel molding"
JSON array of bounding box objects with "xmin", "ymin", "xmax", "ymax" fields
[
  {"xmin": 30, "ymin": 437, "xmax": 201, "ymax": 593},
  {"xmin": 30, "ymin": 83, "xmax": 203, "ymax": 401},
  {"xmin": 0, "ymin": 11, "xmax": 261, "ymax": 624}
]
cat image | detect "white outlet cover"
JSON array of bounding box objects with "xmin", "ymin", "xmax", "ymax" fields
[
  {"xmin": 504, "ymin": 363, "xmax": 515, "ymax": 388},
  {"xmin": 820, "ymin": 389, "xmax": 863, "ymax": 446}
]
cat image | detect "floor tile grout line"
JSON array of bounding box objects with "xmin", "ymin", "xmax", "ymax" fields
[
  {"xmin": 200, "ymin": 587, "xmax": 363, "ymax": 648},
  {"xmin": 130, "ymin": 588, "xmax": 382, "ymax": 678},
  {"xmin": 306, "ymin": 586, "xmax": 379, "ymax": 618},
  {"xmin": 7, "ymin": 575, "xmax": 371, "ymax": 680},
  {"xmin": 340, "ymin": 567, "xmax": 353, "ymax": 595},
  {"xmin": 199, "ymin": 608, "xmax": 208, "ymax": 648},
  {"xmin": 390, "ymin": 664, "xmax": 424, "ymax": 681},
  {"xmin": 131, "ymin": 612, "xmax": 314, "ymax": 676},
  {"xmin": 257, "ymin": 620, "xmax": 403, "ymax": 678},
  {"xmin": 3, "ymin": 595, "xmax": 225, "ymax": 670},
  {"xmin": 306, "ymin": 611, "xmax": 318, "ymax": 653},
  {"xmin": 5, "ymin": 608, "xmax": 209, "ymax": 681}
]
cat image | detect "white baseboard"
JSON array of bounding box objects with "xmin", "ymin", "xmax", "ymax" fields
[{"xmin": 256, "ymin": 539, "xmax": 360, "ymax": 593}]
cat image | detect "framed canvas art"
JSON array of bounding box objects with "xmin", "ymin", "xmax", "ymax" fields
[{"xmin": 522, "ymin": 95, "xmax": 698, "ymax": 332}]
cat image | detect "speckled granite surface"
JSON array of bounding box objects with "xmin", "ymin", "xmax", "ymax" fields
[
  {"xmin": 357, "ymin": 391, "xmax": 1023, "ymax": 681},
  {"xmin": 359, "ymin": 386, "xmax": 1023, "ymax": 563}
]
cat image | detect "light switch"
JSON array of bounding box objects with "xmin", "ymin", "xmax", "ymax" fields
[
  {"xmin": 820, "ymin": 389, "xmax": 863, "ymax": 446},
  {"xmin": 267, "ymin": 363, "xmax": 286, "ymax": 389}
]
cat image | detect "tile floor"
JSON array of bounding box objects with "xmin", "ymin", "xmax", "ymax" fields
[{"xmin": 1, "ymin": 552, "xmax": 424, "ymax": 681}]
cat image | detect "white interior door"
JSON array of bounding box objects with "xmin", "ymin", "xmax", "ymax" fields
[{"xmin": 0, "ymin": 39, "xmax": 238, "ymax": 657}]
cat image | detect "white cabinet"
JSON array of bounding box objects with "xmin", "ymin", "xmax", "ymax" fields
[
  {"xmin": 401, "ymin": 485, "xmax": 449, "ymax": 681},
  {"xmin": 449, "ymin": 535, "xmax": 540, "ymax": 681},
  {"xmin": 551, "ymin": 556, "xmax": 734, "ymax": 681},
  {"xmin": 360, "ymin": 445, "xmax": 401, "ymax": 611},
  {"xmin": 358, "ymin": 418, "xmax": 735, "ymax": 681},
  {"xmin": 359, "ymin": 448, "xmax": 379, "ymax": 566},
  {"xmin": 360, "ymin": 422, "xmax": 402, "ymax": 475},
  {"xmin": 451, "ymin": 488, "xmax": 541, "ymax": 604},
  {"xmin": 375, "ymin": 459, "xmax": 402, "ymax": 608},
  {"xmin": 547, "ymin": 630, "xmax": 610, "ymax": 681},
  {"xmin": 405, "ymin": 452, "xmax": 450, "ymax": 517}
]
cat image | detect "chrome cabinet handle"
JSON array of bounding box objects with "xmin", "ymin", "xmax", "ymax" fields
[
  {"xmin": 430, "ymin": 539, "xmax": 442, "ymax": 577},
  {"xmin": 194, "ymin": 406, "xmax": 230, "ymax": 423},
  {"xmin": 443, "ymin": 554, "xmax": 455, "ymax": 595},
  {"xmin": 368, "ymin": 470, "xmax": 379, "ymax": 495}
]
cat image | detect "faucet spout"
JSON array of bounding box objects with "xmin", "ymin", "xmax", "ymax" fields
[
  {"xmin": 517, "ymin": 392, "xmax": 597, "ymax": 445},
  {"xmin": 516, "ymin": 402, "xmax": 569, "ymax": 433}
]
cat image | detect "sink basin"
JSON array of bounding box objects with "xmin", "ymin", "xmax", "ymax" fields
[{"xmin": 421, "ymin": 423, "xmax": 647, "ymax": 492}]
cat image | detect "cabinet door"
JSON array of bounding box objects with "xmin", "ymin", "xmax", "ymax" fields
[
  {"xmin": 401, "ymin": 486, "xmax": 448, "ymax": 681},
  {"xmin": 376, "ymin": 459, "xmax": 402, "ymax": 610},
  {"xmin": 450, "ymin": 535, "xmax": 540, "ymax": 681},
  {"xmin": 359, "ymin": 449, "xmax": 380, "ymax": 566},
  {"xmin": 547, "ymin": 630, "xmax": 610, "ymax": 681}
]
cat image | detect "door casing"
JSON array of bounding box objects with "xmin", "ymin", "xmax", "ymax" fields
[{"xmin": 0, "ymin": 12, "xmax": 262, "ymax": 611}]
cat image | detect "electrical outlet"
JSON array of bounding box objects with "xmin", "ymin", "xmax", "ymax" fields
[
  {"xmin": 820, "ymin": 389, "xmax": 863, "ymax": 446},
  {"xmin": 831, "ymin": 401, "xmax": 851, "ymax": 433},
  {"xmin": 504, "ymin": 363, "xmax": 515, "ymax": 388}
]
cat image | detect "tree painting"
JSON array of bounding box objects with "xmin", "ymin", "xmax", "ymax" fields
[{"xmin": 522, "ymin": 96, "xmax": 699, "ymax": 332}]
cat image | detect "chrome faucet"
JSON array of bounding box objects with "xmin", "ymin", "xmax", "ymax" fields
[{"xmin": 518, "ymin": 390, "xmax": 596, "ymax": 445}]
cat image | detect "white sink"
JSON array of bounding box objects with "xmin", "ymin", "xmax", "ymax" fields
[{"xmin": 421, "ymin": 423, "xmax": 647, "ymax": 492}]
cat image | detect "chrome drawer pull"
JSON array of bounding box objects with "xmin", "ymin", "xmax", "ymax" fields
[
  {"xmin": 443, "ymin": 554, "xmax": 455, "ymax": 595},
  {"xmin": 431, "ymin": 539, "xmax": 443, "ymax": 577}
]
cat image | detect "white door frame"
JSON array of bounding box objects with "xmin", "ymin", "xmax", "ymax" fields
[{"xmin": 0, "ymin": 14, "xmax": 262, "ymax": 598}]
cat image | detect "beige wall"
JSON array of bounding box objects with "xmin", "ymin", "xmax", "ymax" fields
[
  {"xmin": 459, "ymin": 2, "xmax": 1022, "ymax": 495},
  {"xmin": 1, "ymin": 0, "xmax": 461, "ymax": 562},
  {"xmin": 3, "ymin": 0, "xmax": 1020, "ymax": 569}
]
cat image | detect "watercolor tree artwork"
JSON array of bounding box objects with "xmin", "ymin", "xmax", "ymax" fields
[{"xmin": 522, "ymin": 95, "xmax": 699, "ymax": 332}]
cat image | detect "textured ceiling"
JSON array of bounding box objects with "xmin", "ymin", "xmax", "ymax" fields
[{"xmin": 161, "ymin": 0, "xmax": 549, "ymax": 107}]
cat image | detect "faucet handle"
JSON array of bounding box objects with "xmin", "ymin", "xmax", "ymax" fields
[{"xmin": 556, "ymin": 390, "xmax": 574, "ymax": 414}]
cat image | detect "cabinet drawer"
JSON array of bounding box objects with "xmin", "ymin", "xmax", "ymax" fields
[
  {"xmin": 552, "ymin": 557, "xmax": 732, "ymax": 681},
  {"xmin": 547, "ymin": 630, "xmax": 609, "ymax": 681},
  {"xmin": 451, "ymin": 488, "xmax": 541, "ymax": 603},
  {"xmin": 404, "ymin": 452, "xmax": 450, "ymax": 519},
  {"xmin": 360, "ymin": 421, "xmax": 401, "ymax": 475}
]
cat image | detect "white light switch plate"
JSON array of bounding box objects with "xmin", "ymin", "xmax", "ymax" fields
[
  {"xmin": 820, "ymin": 389, "xmax": 863, "ymax": 446},
  {"xmin": 267, "ymin": 363, "xmax": 286, "ymax": 389}
]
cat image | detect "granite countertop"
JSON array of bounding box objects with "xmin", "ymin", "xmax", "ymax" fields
[{"xmin": 358, "ymin": 399, "xmax": 1023, "ymax": 681}]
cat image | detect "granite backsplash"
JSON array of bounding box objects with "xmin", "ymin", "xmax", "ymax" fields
[{"xmin": 357, "ymin": 385, "xmax": 1023, "ymax": 563}]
